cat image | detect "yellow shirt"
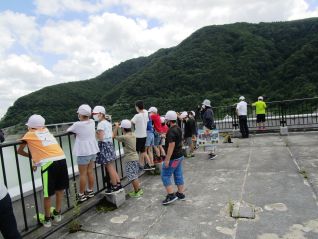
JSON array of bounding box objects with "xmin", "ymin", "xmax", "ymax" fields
[
  {"xmin": 252, "ymin": 101, "xmax": 267, "ymax": 115},
  {"xmin": 21, "ymin": 128, "xmax": 66, "ymax": 165}
]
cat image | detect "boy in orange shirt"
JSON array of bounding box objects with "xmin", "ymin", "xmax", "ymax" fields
[{"xmin": 18, "ymin": 115, "xmax": 69, "ymax": 228}]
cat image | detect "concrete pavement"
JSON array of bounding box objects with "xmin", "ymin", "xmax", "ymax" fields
[{"xmin": 47, "ymin": 132, "xmax": 318, "ymax": 239}]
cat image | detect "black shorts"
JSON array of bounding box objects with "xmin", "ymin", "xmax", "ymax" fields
[
  {"xmin": 41, "ymin": 159, "xmax": 69, "ymax": 198},
  {"xmin": 256, "ymin": 114, "xmax": 266, "ymax": 123},
  {"xmin": 136, "ymin": 137, "xmax": 146, "ymax": 153}
]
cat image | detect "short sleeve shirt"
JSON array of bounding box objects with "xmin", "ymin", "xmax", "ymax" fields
[
  {"xmin": 236, "ymin": 101, "xmax": 247, "ymax": 116},
  {"xmin": 115, "ymin": 133, "xmax": 139, "ymax": 162},
  {"xmin": 253, "ymin": 101, "xmax": 267, "ymax": 115},
  {"xmin": 131, "ymin": 110, "xmax": 149, "ymax": 138},
  {"xmin": 165, "ymin": 125, "xmax": 183, "ymax": 160},
  {"xmin": 97, "ymin": 120, "xmax": 113, "ymax": 143}
]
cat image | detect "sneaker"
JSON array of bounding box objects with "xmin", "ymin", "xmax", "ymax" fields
[
  {"xmin": 151, "ymin": 165, "xmax": 156, "ymax": 169},
  {"xmin": 176, "ymin": 192, "xmax": 186, "ymax": 201},
  {"xmin": 105, "ymin": 185, "xmax": 124, "ymax": 195},
  {"xmin": 129, "ymin": 189, "xmax": 144, "ymax": 198},
  {"xmin": 162, "ymin": 194, "xmax": 178, "ymax": 205},
  {"xmin": 52, "ymin": 210, "xmax": 62, "ymax": 223},
  {"xmin": 86, "ymin": 190, "xmax": 95, "ymax": 198},
  {"xmin": 77, "ymin": 193, "xmax": 87, "ymax": 203},
  {"xmin": 144, "ymin": 164, "xmax": 155, "ymax": 171},
  {"xmin": 209, "ymin": 154, "xmax": 218, "ymax": 160},
  {"xmin": 43, "ymin": 218, "xmax": 52, "ymax": 228}
]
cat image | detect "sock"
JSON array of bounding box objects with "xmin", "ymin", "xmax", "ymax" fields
[{"xmin": 45, "ymin": 216, "xmax": 51, "ymax": 221}]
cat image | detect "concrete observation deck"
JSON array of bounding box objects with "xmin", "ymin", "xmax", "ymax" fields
[{"xmin": 47, "ymin": 132, "xmax": 318, "ymax": 239}]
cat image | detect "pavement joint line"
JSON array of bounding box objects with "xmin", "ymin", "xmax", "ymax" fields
[
  {"xmin": 233, "ymin": 138, "xmax": 254, "ymax": 239},
  {"xmin": 286, "ymin": 143, "xmax": 318, "ymax": 203},
  {"xmin": 142, "ymin": 207, "xmax": 167, "ymax": 238}
]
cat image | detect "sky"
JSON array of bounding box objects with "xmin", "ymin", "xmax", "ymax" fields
[{"xmin": 0, "ymin": 0, "xmax": 318, "ymax": 119}]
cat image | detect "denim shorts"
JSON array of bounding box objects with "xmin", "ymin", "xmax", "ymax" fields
[
  {"xmin": 154, "ymin": 131, "xmax": 161, "ymax": 146},
  {"xmin": 77, "ymin": 154, "xmax": 96, "ymax": 165},
  {"xmin": 161, "ymin": 156, "xmax": 184, "ymax": 187},
  {"xmin": 145, "ymin": 131, "xmax": 154, "ymax": 147}
]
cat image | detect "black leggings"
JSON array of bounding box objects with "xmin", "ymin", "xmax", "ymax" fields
[{"xmin": 0, "ymin": 194, "xmax": 21, "ymax": 239}]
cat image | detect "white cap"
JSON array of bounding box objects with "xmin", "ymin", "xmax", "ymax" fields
[
  {"xmin": 191, "ymin": 111, "xmax": 196, "ymax": 117},
  {"xmin": 148, "ymin": 107, "xmax": 158, "ymax": 113},
  {"xmin": 120, "ymin": 119, "xmax": 132, "ymax": 129},
  {"xmin": 202, "ymin": 99, "xmax": 211, "ymax": 107},
  {"xmin": 92, "ymin": 106, "xmax": 106, "ymax": 115},
  {"xmin": 77, "ymin": 104, "xmax": 91, "ymax": 116},
  {"xmin": 165, "ymin": 111, "xmax": 178, "ymax": 121},
  {"xmin": 26, "ymin": 114, "xmax": 45, "ymax": 128},
  {"xmin": 180, "ymin": 111, "xmax": 188, "ymax": 119},
  {"xmin": 239, "ymin": 96, "xmax": 245, "ymax": 101},
  {"xmin": 160, "ymin": 116, "xmax": 165, "ymax": 123},
  {"xmin": 258, "ymin": 96, "xmax": 263, "ymax": 100}
]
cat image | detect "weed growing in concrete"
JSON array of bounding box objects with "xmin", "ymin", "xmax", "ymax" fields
[
  {"xmin": 299, "ymin": 169, "xmax": 309, "ymax": 179},
  {"xmin": 68, "ymin": 182, "xmax": 82, "ymax": 233}
]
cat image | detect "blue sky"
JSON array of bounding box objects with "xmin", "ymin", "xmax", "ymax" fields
[{"xmin": 0, "ymin": 0, "xmax": 317, "ymax": 120}]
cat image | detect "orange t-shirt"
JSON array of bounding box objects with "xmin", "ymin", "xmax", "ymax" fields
[{"xmin": 21, "ymin": 128, "xmax": 66, "ymax": 165}]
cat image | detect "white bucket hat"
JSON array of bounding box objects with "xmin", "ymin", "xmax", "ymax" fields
[
  {"xmin": 202, "ymin": 99, "xmax": 211, "ymax": 107},
  {"xmin": 165, "ymin": 111, "xmax": 177, "ymax": 121},
  {"xmin": 120, "ymin": 119, "xmax": 132, "ymax": 129},
  {"xmin": 26, "ymin": 114, "xmax": 45, "ymax": 128},
  {"xmin": 239, "ymin": 96, "xmax": 245, "ymax": 101},
  {"xmin": 179, "ymin": 111, "xmax": 188, "ymax": 119},
  {"xmin": 148, "ymin": 107, "xmax": 158, "ymax": 114},
  {"xmin": 92, "ymin": 106, "xmax": 106, "ymax": 115},
  {"xmin": 77, "ymin": 104, "xmax": 92, "ymax": 116},
  {"xmin": 258, "ymin": 96, "xmax": 263, "ymax": 100}
]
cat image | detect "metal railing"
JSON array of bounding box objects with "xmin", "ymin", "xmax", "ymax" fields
[
  {"xmin": 212, "ymin": 97, "xmax": 318, "ymax": 131},
  {"xmin": 0, "ymin": 131, "xmax": 130, "ymax": 237}
]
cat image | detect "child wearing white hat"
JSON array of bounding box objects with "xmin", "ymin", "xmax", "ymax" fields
[
  {"xmin": 113, "ymin": 120, "xmax": 144, "ymax": 198},
  {"xmin": 67, "ymin": 104, "xmax": 99, "ymax": 202},
  {"xmin": 18, "ymin": 114, "xmax": 69, "ymax": 228}
]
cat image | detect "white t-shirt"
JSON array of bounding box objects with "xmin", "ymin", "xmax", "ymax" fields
[
  {"xmin": 67, "ymin": 119, "xmax": 99, "ymax": 156},
  {"xmin": 236, "ymin": 101, "xmax": 247, "ymax": 116},
  {"xmin": 97, "ymin": 120, "xmax": 113, "ymax": 143},
  {"xmin": 131, "ymin": 109, "xmax": 149, "ymax": 138}
]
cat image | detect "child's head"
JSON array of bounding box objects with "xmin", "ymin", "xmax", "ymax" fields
[
  {"xmin": 258, "ymin": 96, "xmax": 263, "ymax": 101},
  {"xmin": 120, "ymin": 119, "xmax": 132, "ymax": 134},
  {"xmin": 77, "ymin": 104, "xmax": 91, "ymax": 121},
  {"xmin": 92, "ymin": 106, "xmax": 106, "ymax": 122},
  {"xmin": 26, "ymin": 114, "xmax": 45, "ymax": 130},
  {"xmin": 165, "ymin": 111, "xmax": 177, "ymax": 127},
  {"xmin": 180, "ymin": 111, "xmax": 188, "ymax": 121},
  {"xmin": 148, "ymin": 107, "xmax": 158, "ymax": 115},
  {"xmin": 135, "ymin": 100, "xmax": 144, "ymax": 112},
  {"xmin": 160, "ymin": 116, "xmax": 165, "ymax": 126}
]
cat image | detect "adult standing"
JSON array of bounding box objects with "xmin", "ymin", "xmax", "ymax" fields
[
  {"xmin": 252, "ymin": 96, "xmax": 267, "ymax": 130},
  {"xmin": 131, "ymin": 100, "xmax": 150, "ymax": 168},
  {"xmin": 200, "ymin": 99, "xmax": 217, "ymax": 159},
  {"xmin": 236, "ymin": 96, "xmax": 249, "ymax": 138},
  {"xmin": 0, "ymin": 182, "xmax": 21, "ymax": 239}
]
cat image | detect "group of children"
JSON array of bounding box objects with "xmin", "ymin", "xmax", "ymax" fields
[{"xmin": 16, "ymin": 100, "xmax": 190, "ymax": 228}]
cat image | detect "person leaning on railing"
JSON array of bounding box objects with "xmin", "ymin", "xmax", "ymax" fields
[
  {"xmin": 252, "ymin": 96, "xmax": 267, "ymax": 130},
  {"xmin": 18, "ymin": 114, "xmax": 69, "ymax": 228},
  {"xmin": 0, "ymin": 182, "xmax": 21, "ymax": 239},
  {"xmin": 236, "ymin": 96, "xmax": 249, "ymax": 138}
]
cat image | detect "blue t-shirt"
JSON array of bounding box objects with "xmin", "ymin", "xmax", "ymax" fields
[{"xmin": 147, "ymin": 116, "xmax": 154, "ymax": 132}]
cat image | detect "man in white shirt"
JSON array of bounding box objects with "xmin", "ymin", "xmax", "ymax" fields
[
  {"xmin": 131, "ymin": 100, "xmax": 150, "ymax": 167},
  {"xmin": 236, "ymin": 96, "xmax": 249, "ymax": 138}
]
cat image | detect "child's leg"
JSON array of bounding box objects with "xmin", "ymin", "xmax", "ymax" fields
[
  {"xmin": 55, "ymin": 190, "xmax": 64, "ymax": 213},
  {"xmin": 161, "ymin": 162, "xmax": 174, "ymax": 194},
  {"xmin": 143, "ymin": 151, "xmax": 151, "ymax": 165},
  {"xmin": 78, "ymin": 165, "xmax": 88, "ymax": 194},
  {"xmin": 131, "ymin": 179, "xmax": 140, "ymax": 192},
  {"xmin": 87, "ymin": 161, "xmax": 95, "ymax": 191},
  {"xmin": 44, "ymin": 197, "xmax": 51, "ymax": 218},
  {"xmin": 153, "ymin": 146, "xmax": 160, "ymax": 157},
  {"xmin": 146, "ymin": 147, "xmax": 154, "ymax": 165},
  {"xmin": 173, "ymin": 159, "xmax": 185, "ymax": 193},
  {"xmin": 159, "ymin": 145, "xmax": 166, "ymax": 156},
  {"xmin": 106, "ymin": 163, "xmax": 120, "ymax": 186}
]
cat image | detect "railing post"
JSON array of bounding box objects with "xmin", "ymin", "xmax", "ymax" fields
[
  {"xmin": 232, "ymin": 106, "xmax": 238, "ymax": 130},
  {"xmin": 280, "ymin": 102, "xmax": 287, "ymax": 127}
]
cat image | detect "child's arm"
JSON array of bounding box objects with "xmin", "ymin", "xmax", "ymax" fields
[
  {"xmin": 17, "ymin": 142, "xmax": 29, "ymax": 157},
  {"xmin": 112, "ymin": 122, "xmax": 120, "ymax": 138},
  {"xmin": 164, "ymin": 142, "xmax": 175, "ymax": 168},
  {"xmin": 96, "ymin": 130, "xmax": 105, "ymax": 141}
]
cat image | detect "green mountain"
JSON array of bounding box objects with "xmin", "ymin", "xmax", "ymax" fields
[{"xmin": 1, "ymin": 18, "xmax": 318, "ymax": 127}]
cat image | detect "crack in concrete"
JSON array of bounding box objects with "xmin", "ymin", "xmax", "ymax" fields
[
  {"xmin": 79, "ymin": 228, "xmax": 136, "ymax": 239},
  {"xmin": 142, "ymin": 207, "xmax": 167, "ymax": 239}
]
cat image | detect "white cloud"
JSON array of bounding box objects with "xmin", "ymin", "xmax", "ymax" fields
[
  {"xmin": 0, "ymin": 54, "xmax": 54, "ymax": 118},
  {"xmin": 0, "ymin": 0, "xmax": 317, "ymax": 120}
]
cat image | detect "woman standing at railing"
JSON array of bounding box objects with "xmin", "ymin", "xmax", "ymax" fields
[
  {"xmin": 0, "ymin": 182, "xmax": 21, "ymax": 239},
  {"xmin": 67, "ymin": 104, "xmax": 99, "ymax": 203},
  {"xmin": 93, "ymin": 106, "xmax": 123, "ymax": 194}
]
